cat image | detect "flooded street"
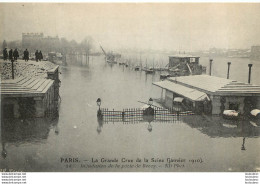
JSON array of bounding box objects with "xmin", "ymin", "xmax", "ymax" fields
[{"xmin": 1, "ymin": 56, "xmax": 260, "ymax": 172}]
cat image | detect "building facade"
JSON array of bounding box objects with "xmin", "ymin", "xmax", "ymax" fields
[{"xmin": 22, "ymin": 33, "xmax": 60, "ymax": 53}]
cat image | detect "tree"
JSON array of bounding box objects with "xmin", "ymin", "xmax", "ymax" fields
[
  {"xmin": 80, "ymin": 36, "xmax": 94, "ymax": 62},
  {"xmin": 2, "ymin": 40, "xmax": 7, "ymax": 50}
]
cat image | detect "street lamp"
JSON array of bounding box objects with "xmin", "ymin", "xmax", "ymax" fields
[
  {"xmin": 96, "ymin": 98, "xmax": 101, "ymax": 110},
  {"xmin": 148, "ymin": 98, "xmax": 153, "ymax": 106},
  {"xmin": 96, "ymin": 98, "xmax": 102, "ymax": 118}
]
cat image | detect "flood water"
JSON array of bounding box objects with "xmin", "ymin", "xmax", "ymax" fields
[{"xmin": 1, "ymin": 56, "xmax": 260, "ymax": 172}]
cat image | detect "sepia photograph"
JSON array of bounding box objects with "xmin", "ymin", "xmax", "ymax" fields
[{"xmin": 0, "ymin": 2, "xmax": 260, "ymax": 175}]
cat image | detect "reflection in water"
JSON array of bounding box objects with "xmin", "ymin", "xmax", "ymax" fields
[
  {"xmin": 147, "ymin": 122, "xmax": 152, "ymax": 132},
  {"xmin": 98, "ymin": 111, "xmax": 259, "ymax": 150},
  {"xmin": 182, "ymin": 116, "xmax": 260, "ymax": 138},
  {"xmin": 97, "ymin": 116, "xmax": 104, "ymax": 134},
  {"xmin": 182, "ymin": 115, "xmax": 260, "ymax": 151},
  {"xmin": 1, "ymin": 116, "xmax": 59, "ymax": 159},
  {"xmin": 241, "ymin": 137, "xmax": 246, "ymax": 151}
]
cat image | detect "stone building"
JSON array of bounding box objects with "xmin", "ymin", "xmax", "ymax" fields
[{"xmin": 22, "ymin": 33, "xmax": 60, "ymax": 53}]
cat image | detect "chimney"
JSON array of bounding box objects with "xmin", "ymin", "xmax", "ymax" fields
[
  {"xmin": 227, "ymin": 62, "xmax": 231, "ymax": 79},
  {"xmin": 209, "ymin": 59, "xmax": 213, "ymax": 76},
  {"xmin": 248, "ymin": 64, "xmax": 253, "ymax": 84}
]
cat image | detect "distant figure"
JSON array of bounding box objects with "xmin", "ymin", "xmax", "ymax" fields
[
  {"xmin": 3, "ymin": 48, "xmax": 8, "ymax": 61},
  {"xmin": 35, "ymin": 50, "xmax": 39, "ymax": 62},
  {"xmin": 23, "ymin": 49, "xmax": 29, "ymax": 61},
  {"xmin": 39, "ymin": 51, "xmax": 43, "ymax": 61},
  {"xmin": 8, "ymin": 49, "xmax": 13, "ymax": 61},
  {"xmin": 13, "ymin": 48, "xmax": 19, "ymax": 61}
]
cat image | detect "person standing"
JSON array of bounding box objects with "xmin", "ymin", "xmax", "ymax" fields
[
  {"xmin": 13, "ymin": 48, "xmax": 19, "ymax": 61},
  {"xmin": 39, "ymin": 51, "xmax": 43, "ymax": 61},
  {"xmin": 24, "ymin": 49, "xmax": 29, "ymax": 61},
  {"xmin": 8, "ymin": 49, "xmax": 13, "ymax": 61},
  {"xmin": 3, "ymin": 48, "xmax": 8, "ymax": 61},
  {"xmin": 35, "ymin": 50, "xmax": 39, "ymax": 62}
]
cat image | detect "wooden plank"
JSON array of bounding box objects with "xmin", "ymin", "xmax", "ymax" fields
[
  {"xmin": 221, "ymin": 85, "xmax": 260, "ymax": 88},
  {"xmin": 31, "ymin": 79, "xmax": 47, "ymax": 90},
  {"xmin": 17, "ymin": 77, "xmax": 31, "ymax": 85},
  {"xmin": 16, "ymin": 77, "xmax": 27, "ymax": 83},
  {"xmin": 42, "ymin": 81, "xmax": 54, "ymax": 93},
  {"xmin": 27, "ymin": 78, "xmax": 42, "ymax": 88},
  {"xmin": 1, "ymin": 90, "xmax": 38, "ymax": 94},
  {"xmin": 22, "ymin": 78, "xmax": 37, "ymax": 87},
  {"xmin": 37, "ymin": 80, "xmax": 52, "ymax": 92}
]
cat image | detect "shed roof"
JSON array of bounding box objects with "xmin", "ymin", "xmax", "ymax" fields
[
  {"xmin": 1, "ymin": 77, "xmax": 54, "ymax": 97},
  {"xmin": 167, "ymin": 75, "xmax": 260, "ymax": 95},
  {"xmin": 153, "ymin": 80, "xmax": 209, "ymax": 101}
]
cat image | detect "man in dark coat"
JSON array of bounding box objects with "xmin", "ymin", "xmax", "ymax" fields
[
  {"xmin": 13, "ymin": 48, "xmax": 19, "ymax": 61},
  {"xmin": 35, "ymin": 50, "xmax": 39, "ymax": 62},
  {"xmin": 24, "ymin": 49, "xmax": 29, "ymax": 61},
  {"xmin": 38, "ymin": 51, "xmax": 43, "ymax": 61},
  {"xmin": 8, "ymin": 49, "xmax": 13, "ymax": 61},
  {"xmin": 3, "ymin": 48, "xmax": 8, "ymax": 61}
]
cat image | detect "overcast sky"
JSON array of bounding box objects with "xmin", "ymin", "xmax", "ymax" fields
[{"xmin": 1, "ymin": 3, "xmax": 260, "ymax": 51}]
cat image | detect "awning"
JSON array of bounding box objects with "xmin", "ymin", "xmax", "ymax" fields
[{"xmin": 153, "ymin": 80, "xmax": 210, "ymax": 102}]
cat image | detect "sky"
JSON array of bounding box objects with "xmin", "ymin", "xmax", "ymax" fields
[{"xmin": 1, "ymin": 3, "xmax": 260, "ymax": 51}]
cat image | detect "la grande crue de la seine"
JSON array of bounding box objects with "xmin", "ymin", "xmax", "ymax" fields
[{"xmin": 60, "ymin": 157, "xmax": 203, "ymax": 164}]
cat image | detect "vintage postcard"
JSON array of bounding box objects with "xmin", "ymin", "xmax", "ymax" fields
[{"xmin": 0, "ymin": 3, "xmax": 260, "ymax": 174}]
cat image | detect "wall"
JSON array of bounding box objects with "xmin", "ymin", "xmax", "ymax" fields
[
  {"xmin": 211, "ymin": 95, "xmax": 221, "ymax": 115},
  {"xmin": 165, "ymin": 90, "xmax": 173, "ymax": 109},
  {"xmin": 1, "ymin": 98, "xmax": 20, "ymax": 118}
]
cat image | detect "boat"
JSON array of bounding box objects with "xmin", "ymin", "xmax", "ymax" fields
[
  {"xmin": 145, "ymin": 68, "xmax": 155, "ymax": 74},
  {"xmin": 142, "ymin": 67, "xmax": 155, "ymax": 74},
  {"xmin": 160, "ymin": 74, "xmax": 171, "ymax": 79},
  {"xmin": 100, "ymin": 45, "xmax": 120, "ymax": 64},
  {"xmin": 134, "ymin": 66, "xmax": 140, "ymax": 71}
]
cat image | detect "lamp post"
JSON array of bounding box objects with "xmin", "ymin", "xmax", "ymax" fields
[
  {"xmin": 227, "ymin": 62, "xmax": 231, "ymax": 79},
  {"xmin": 143, "ymin": 98, "xmax": 155, "ymax": 124},
  {"xmin": 96, "ymin": 98, "xmax": 102, "ymax": 118},
  {"xmin": 209, "ymin": 59, "xmax": 213, "ymax": 76},
  {"xmin": 248, "ymin": 64, "xmax": 253, "ymax": 84},
  {"xmin": 11, "ymin": 59, "xmax": 15, "ymax": 79}
]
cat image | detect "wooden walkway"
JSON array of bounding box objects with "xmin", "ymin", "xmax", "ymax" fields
[{"xmin": 1, "ymin": 77, "xmax": 54, "ymax": 97}]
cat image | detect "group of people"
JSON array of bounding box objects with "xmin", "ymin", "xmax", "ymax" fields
[
  {"xmin": 2, "ymin": 48, "xmax": 43, "ymax": 62},
  {"xmin": 35, "ymin": 50, "xmax": 43, "ymax": 62},
  {"xmin": 3, "ymin": 48, "xmax": 19, "ymax": 61}
]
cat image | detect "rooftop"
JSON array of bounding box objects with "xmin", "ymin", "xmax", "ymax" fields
[
  {"xmin": 167, "ymin": 75, "xmax": 260, "ymax": 95},
  {"xmin": 1, "ymin": 77, "xmax": 54, "ymax": 97},
  {"xmin": 153, "ymin": 80, "xmax": 209, "ymax": 101}
]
